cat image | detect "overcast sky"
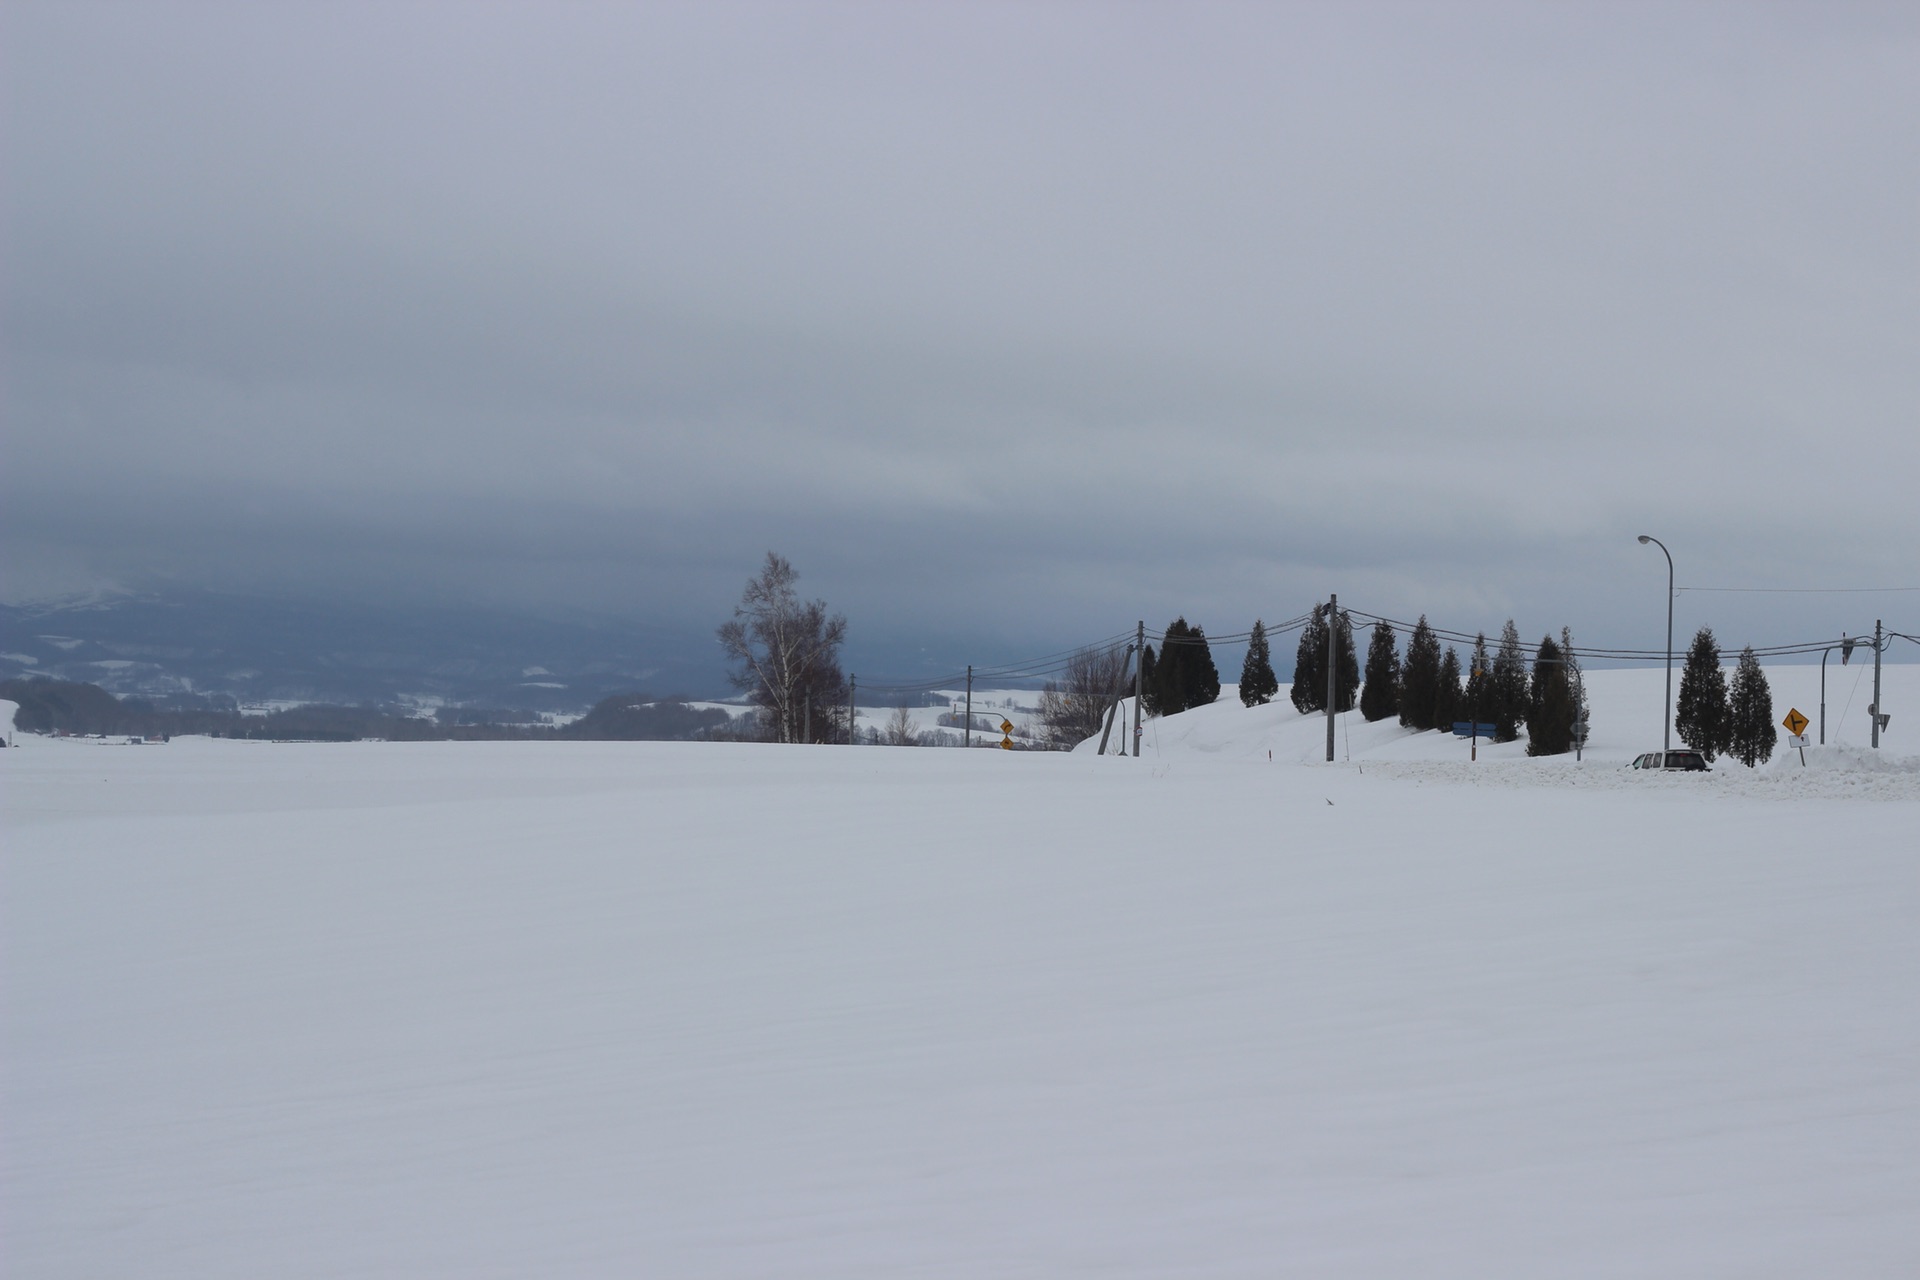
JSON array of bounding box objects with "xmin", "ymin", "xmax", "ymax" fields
[{"xmin": 5, "ymin": 1, "xmax": 1917, "ymax": 670}]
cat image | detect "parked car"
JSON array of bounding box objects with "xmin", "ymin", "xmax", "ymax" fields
[{"xmin": 1629, "ymin": 750, "xmax": 1711, "ymax": 772}]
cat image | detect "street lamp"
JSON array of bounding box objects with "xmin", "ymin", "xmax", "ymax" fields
[{"xmin": 1638, "ymin": 535, "xmax": 1674, "ymax": 754}]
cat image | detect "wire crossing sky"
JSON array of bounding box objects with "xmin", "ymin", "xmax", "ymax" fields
[{"xmin": 4, "ymin": 2, "xmax": 1916, "ymax": 671}]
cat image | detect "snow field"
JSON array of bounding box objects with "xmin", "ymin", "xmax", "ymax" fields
[{"xmin": 3, "ymin": 667, "xmax": 1918, "ymax": 1277}]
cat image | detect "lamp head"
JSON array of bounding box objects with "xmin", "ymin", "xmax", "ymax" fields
[{"xmin": 1637, "ymin": 535, "xmax": 1652, "ymax": 544}]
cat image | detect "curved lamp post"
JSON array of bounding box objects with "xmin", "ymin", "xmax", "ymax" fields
[{"xmin": 1638, "ymin": 535, "xmax": 1674, "ymax": 754}]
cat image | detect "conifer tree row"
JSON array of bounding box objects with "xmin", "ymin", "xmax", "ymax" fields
[
  {"xmin": 1180, "ymin": 600, "xmax": 1617, "ymax": 756},
  {"xmin": 1336, "ymin": 614, "xmax": 1593, "ymax": 751}
]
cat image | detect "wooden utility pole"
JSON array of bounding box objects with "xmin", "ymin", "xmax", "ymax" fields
[
  {"xmin": 847, "ymin": 676, "xmax": 856, "ymax": 745},
  {"xmin": 1873, "ymin": 619, "xmax": 1884, "ymax": 748},
  {"xmin": 1132, "ymin": 620, "xmax": 1145, "ymax": 757},
  {"xmin": 964, "ymin": 665, "xmax": 973, "ymax": 748}
]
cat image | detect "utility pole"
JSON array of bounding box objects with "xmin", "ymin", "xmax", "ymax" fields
[
  {"xmin": 803, "ymin": 692, "xmax": 810, "ymax": 745},
  {"xmin": 1873, "ymin": 619, "xmax": 1884, "ymax": 748},
  {"xmin": 964, "ymin": 665, "xmax": 973, "ymax": 748},
  {"xmin": 847, "ymin": 676, "xmax": 856, "ymax": 745},
  {"xmin": 1325, "ymin": 594, "xmax": 1337, "ymax": 763},
  {"xmin": 1132, "ymin": 619, "xmax": 1145, "ymax": 757}
]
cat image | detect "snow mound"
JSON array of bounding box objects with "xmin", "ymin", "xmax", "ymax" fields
[{"xmin": 1767, "ymin": 743, "xmax": 1920, "ymax": 775}]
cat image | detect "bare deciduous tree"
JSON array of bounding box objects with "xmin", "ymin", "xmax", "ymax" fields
[
  {"xmin": 882, "ymin": 703, "xmax": 921, "ymax": 746},
  {"xmin": 1036, "ymin": 644, "xmax": 1131, "ymax": 751},
  {"xmin": 716, "ymin": 552, "xmax": 848, "ymax": 744}
]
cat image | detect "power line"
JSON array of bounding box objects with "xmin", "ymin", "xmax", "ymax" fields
[
  {"xmin": 854, "ymin": 598, "xmax": 1908, "ymax": 703},
  {"xmin": 1342, "ymin": 605, "xmax": 1889, "ymax": 665},
  {"xmin": 1677, "ymin": 585, "xmax": 1920, "ymax": 594}
]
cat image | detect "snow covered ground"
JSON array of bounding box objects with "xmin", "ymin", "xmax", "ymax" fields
[{"xmin": 4, "ymin": 667, "xmax": 1917, "ymax": 1277}]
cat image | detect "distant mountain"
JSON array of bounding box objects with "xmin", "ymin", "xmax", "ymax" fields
[{"xmin": 0, "ymin": 588, "xmax": 731, "ymax": 712}]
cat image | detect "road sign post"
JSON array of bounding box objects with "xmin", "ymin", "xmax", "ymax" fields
[
  {"xmin": 1784, "ymin": 708, "xmax": 1810, "ymax": 767},
  {"xmin": 1000, "ymin": 718, "xmax": 1014, "ymax": 751}
]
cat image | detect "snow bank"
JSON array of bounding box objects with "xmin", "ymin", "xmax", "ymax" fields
[{"xmin": 1768, "ymin": 741, "xmax": 1920, "ymax": 774}]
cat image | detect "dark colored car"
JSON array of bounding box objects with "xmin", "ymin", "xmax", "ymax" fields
[{"xmin": 1629, "ymin": 750, "xmax": 1711, "ymax": 772}]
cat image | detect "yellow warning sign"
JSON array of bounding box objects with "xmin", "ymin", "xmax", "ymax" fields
[
  {"xmin": 1000, "ymin": 718, "xmax": 1014, "ymax": 749},
  {"xmin": 1783, "ymin": 707, "xmax": 1809, "ymax": 736}
]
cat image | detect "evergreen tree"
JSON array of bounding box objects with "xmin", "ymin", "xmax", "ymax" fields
[
  {"xmin": 1151, "ymin": 619, "xmax": 1194, "ymax": 716},
  {"xmin": 1137, "ymin": 644, "xmax": 1159, "ymax": 716},
  {"xmin": 1727, "ymin": 646, "xmax": 1776, "ymax": 767},
  {"xmin": 1290, "ymin": 608, "xmax": 1326, "ymax": 713},
  {"xmin": 1489, "ymin": 619, "xmax": 1528, "ymax": 743},
  {"xmin": 1675, "ymin": 627, "xmax": 1731, "ymax": 761},
  {"xmin": 1463, "ymin": 633, "xmax": 1492, "ymax": 732},
  {"xmin": 1292, "ymin": 604, "xmax": 1359, "ymax": 713},
  {"xmin": 1359, "ymin": 621, "xmax": 1400, "ymax": 723},
  {"xmin": 1561, "ymin": 625, "xmax": 1589, "ymax": 739},
  {"xmin": 1399, "ymin": 616, "xmax": 1441, "ymax": 730},
  {"xmin": 1331, "ymin": 609, "xmax": 1360, "ymax": 714},
  {"xmin": 1184, "ymin": 624, "xmax": 1222, "ymax": 710},
  {"xmin": 1239, "ymin": 620, "xmax": 1279, "ymax": 707},
  {"xmin": 1525, "ymin": 634, "xmax": 1575, "ymax": 756},
  {"xmin": 1433, "ymin": 645, "xmax": 1464, "ymax": 730}
]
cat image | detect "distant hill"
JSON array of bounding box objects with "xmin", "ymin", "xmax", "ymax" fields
[
  {"xmin": 0, "ymin": 677, "xmax": 743, "ymax": 743},
  {"xmin": 0, "ymin": 588, "xmax": 729, "ymax": 713}
]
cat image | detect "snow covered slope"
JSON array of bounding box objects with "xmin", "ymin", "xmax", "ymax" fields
[
  {"xmin": 1084, "ymin": 664, "xmax": 1920, "ymax": 797},
  {"xmin": 4, "ymin": 678, "xmax": 1917, "ymax": 1276}
]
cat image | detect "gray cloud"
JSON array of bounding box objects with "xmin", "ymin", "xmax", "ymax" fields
[{"xmin": 5, "ymin": 1, "xmax": 1917, "ymax": 669}]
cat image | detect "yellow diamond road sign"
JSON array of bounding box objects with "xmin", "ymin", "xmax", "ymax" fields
[{"xmin": 1783, "ymin": 708, "xmax": 1809, "ymax": 736}]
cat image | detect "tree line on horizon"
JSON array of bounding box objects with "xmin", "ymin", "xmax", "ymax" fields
[
  {"xmin": 0, "ymin": 675, "xmax": 734, "ymax": 743},
  {"xmin": 1042, "ymin": 611, "xmax": 1594, "ymax": 755},
  {"xmin": 7, "ymin": 548, "xmax": 1787, "ymax": 766},
  {"xmin": 1056, "ymin": 606, "xmax": 1780, "ymax": 764},
  {"xmin": 713, "ymin": 553, "xmax": 1784, "ymax": 762},
  {"xmin": 1255, "ymin": 611, "xmax": 1591, "ymax": 757}
]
